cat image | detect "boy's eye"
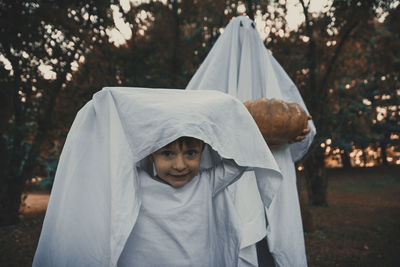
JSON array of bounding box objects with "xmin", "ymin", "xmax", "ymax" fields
[
  {"xmin": 161, "ymin": 151, "xmax": 173, "ymax": 157},
  {"xmin": 186, "ymin": 150, "xmax": 199, "ymax": 157}
]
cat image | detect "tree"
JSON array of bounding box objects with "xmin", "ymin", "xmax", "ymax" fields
[
  {"xmin": 3, "ymin": 0, "xmax": 398, "ymax": 225},
  {"xmin": 279, "ymin": 0, "xmax": 398, "ymax": 205},
  {"xmin": 0, "ymin": 0, "xmax": 117, "ymax": 226},
  {"xmin": 101, "ymin": 0, "xmax": 399, "ymax": 205},
  {"xmin": 94, "ymin": 0, "xmax": 238, "ymax": 89},
  {"xmin": 367, "ymin": 6, "xmax": 400, "ymax": 165}
]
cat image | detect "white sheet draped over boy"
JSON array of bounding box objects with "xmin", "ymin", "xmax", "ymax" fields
[
  {"xmin": 186, "ymin": 17, "xmax": 316, "ymax": 266},
  {"xmin": 33, "ymin": 87, "xmax": 283, "ymax": 267}
]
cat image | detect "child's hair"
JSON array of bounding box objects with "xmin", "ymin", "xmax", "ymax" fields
[{"xmin": 164, "ymin": 136, "xmax": 204, "ymax": 150}]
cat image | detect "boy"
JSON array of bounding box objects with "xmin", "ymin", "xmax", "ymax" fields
[
  {"xmin": 33, "ymin": 87, "xmax": 282, "ymax": 266},
  {"xmin": 118, "ymin": 136, "xmax": 248, "ymax": 266},
  {"xmin": 148, "ymin": 137, "xmax": 205, "ymax": 188}
]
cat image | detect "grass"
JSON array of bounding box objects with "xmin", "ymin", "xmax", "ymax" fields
[{"xmin": 0, "ymin": 166, "xmax": 399, "ymax": 266}]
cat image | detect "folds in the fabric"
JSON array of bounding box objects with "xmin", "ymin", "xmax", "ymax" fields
[
  {"xmin": 186, "ymin": 16, "xmax": 315, "ymax": 266},
  {"xmin": 33, "ymin": 91, "xmax": 139, "ymax": 267},
  {"xmin": 33, "ymin": 87, "xmax": 283, "ymax": 266}
]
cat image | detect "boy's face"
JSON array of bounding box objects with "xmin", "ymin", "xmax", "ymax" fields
[{"xmin": 149, "ymin": 138, "xmax": 204, "ymax": 188}]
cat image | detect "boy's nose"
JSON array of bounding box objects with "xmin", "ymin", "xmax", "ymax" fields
[{"xmin": 173, "ymin": 155, "xmax": 186, "ymax": 171}]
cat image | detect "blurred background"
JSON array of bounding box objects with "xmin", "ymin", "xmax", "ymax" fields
[{"xmin": 0, "ymin": 0, "xmax": 399, "ymax": 266}]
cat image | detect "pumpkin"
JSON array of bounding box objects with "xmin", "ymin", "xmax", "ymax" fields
[{"xmin": 244, "ymin": 98, "xmax": 309, "ymax": 147}]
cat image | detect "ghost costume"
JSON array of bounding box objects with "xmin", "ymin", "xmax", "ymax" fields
[
  {"xmin": 118, "ymin": 159, "xmax": 247, "ymax": 266},
  {"xmin": 186, "ymin": 17, "xmax": 316, "ymax": 266},
  {"xmin": 33, "ymin": 87, "xmax": 283, "ymax": 267}
]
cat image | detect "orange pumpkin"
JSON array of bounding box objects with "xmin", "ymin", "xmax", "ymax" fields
[{"xmin": 244, "ymin": 98, "xmax": 309, "ymax": 147}]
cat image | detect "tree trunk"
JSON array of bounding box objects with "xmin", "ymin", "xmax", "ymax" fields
[
  {"xmin": 341, "ymin": 151, "xmax": 352, "ymax": 168},
  {"xmin": 362, "ymin": 146, "xmax": 368, "ymax": 166},
  {"xmin": 380, "ymin": 142, "xmax": 388, "ymax": 166},
  {"xmin": 170, "ymin": 0, "xmax": 181, "ymax": 87},
  {"xmin": 303, "ymin": 149, "xmax": 328, "ymax": 206},
  {"xmin": 0, "ymin": 137, "xmax": 24, "ymax": 226},
  {"xmin": 0, "ymin": 174, "xmax": 25, "ymax": 226},
  {"xmin": 296, "ymin": 164, "xmax": 314, "ymax": 232},
  {"xmin": 0, "ymin": 54, "xmax": 73, "ymax": 226},
  {"xmin": 244, "ymin": 0, "xmax": 254, "ymax": 20},
  {"xmin": 0, "ymin": 69, "xmax": 27, "ymax": 226}
]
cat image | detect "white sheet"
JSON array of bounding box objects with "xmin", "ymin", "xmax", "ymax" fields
[
  {"xmin": 186, "ymin": 16, "xmax": 316, "ymax": 267},
  {"xmin": 118, "ymin": 160, "xmax": 247, "ymax": 266},
  {"xmin": 33, "ymin": 87, "xmax": 283, "ymax": 267}
]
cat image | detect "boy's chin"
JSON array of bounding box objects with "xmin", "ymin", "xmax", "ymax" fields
[{"xmin": 161, "ymin": 175, "xmax": 195, "ymax": 188}]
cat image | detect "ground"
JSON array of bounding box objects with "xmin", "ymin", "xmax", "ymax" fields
[
  {"xmin": 0, "ymin": 166, "xmax": 399, "ymax": 266},
  {"xmin": 303, "ymin": 166, "xmax": 400, "ymax": 267},
  {"xmin": 0, "ymin": 189, "xmax": 48, "ymax": 267}
]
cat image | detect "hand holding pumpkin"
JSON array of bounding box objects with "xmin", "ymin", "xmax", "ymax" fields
[
  {"xmin": 244, "ymin": 98, "xmax": 311, "ymax": 150},
  {"xmin": 289, "ymin": 115, "xmax": 312, "ymax": 144}
]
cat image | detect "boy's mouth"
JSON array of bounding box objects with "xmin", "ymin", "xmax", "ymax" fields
[{"xmin": 169, "ymin": 172, "xmax": 190, "ymax": 179}]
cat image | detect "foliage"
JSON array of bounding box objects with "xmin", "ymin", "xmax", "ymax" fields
[
  {"xmin": 38, "ymin": 157, "xmax": 59, "ymax": 190},
  {"xmin": 1, "ymin": 0, "xmax": 399, "ymax": 223},
  {"xmin": 0, "ymin": 0, "xmax": 117, "ymax": 225},
  {"xmin": 267, "ymin": 0, "xmax": 399, "ymax": 204}
]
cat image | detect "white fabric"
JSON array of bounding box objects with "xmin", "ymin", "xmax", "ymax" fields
[
  {"xmin": 186, "ymin": 16, "xmax": 316, "ymax": 267},
  {"xmin": 118, "ymin": 160, "xmax": 245, "ymax": 266},
  {"xmin": 33, "ymin": 87, "xmax": 282, "ymax": 267}
]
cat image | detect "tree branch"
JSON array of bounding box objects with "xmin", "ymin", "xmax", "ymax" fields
[
  {"xmin": 244, "ymin": 0, "xmax": 254, "ymax": 20},
  {"xmin": 320, "ymin": 20, "xmax": 360, "ymax": 94},
  {"xmin": 299, "ymin": 0, "xmax": 317, "ymax": 116},
  {"xmin": 20, "ymin": 39, "xmax": 82, "ymax": 183}
]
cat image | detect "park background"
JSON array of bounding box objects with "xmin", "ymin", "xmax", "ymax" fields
[{"xmin": 0, "ymin": 0, "xmax": 399, "ymax": 266}]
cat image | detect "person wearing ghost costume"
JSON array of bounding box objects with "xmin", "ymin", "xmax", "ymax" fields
[
  {"xmin": 186, "ymin": 17, "xmax": 316, "ymax": 266},
  {"xmin": 32, "ymin": 87, "xmax": 284, "ymax": 266}
]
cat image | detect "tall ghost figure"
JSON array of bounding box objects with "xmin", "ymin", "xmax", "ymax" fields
[{"xmin": 186, "ymin": 16, "xmax": 316, "ymax": 267}]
